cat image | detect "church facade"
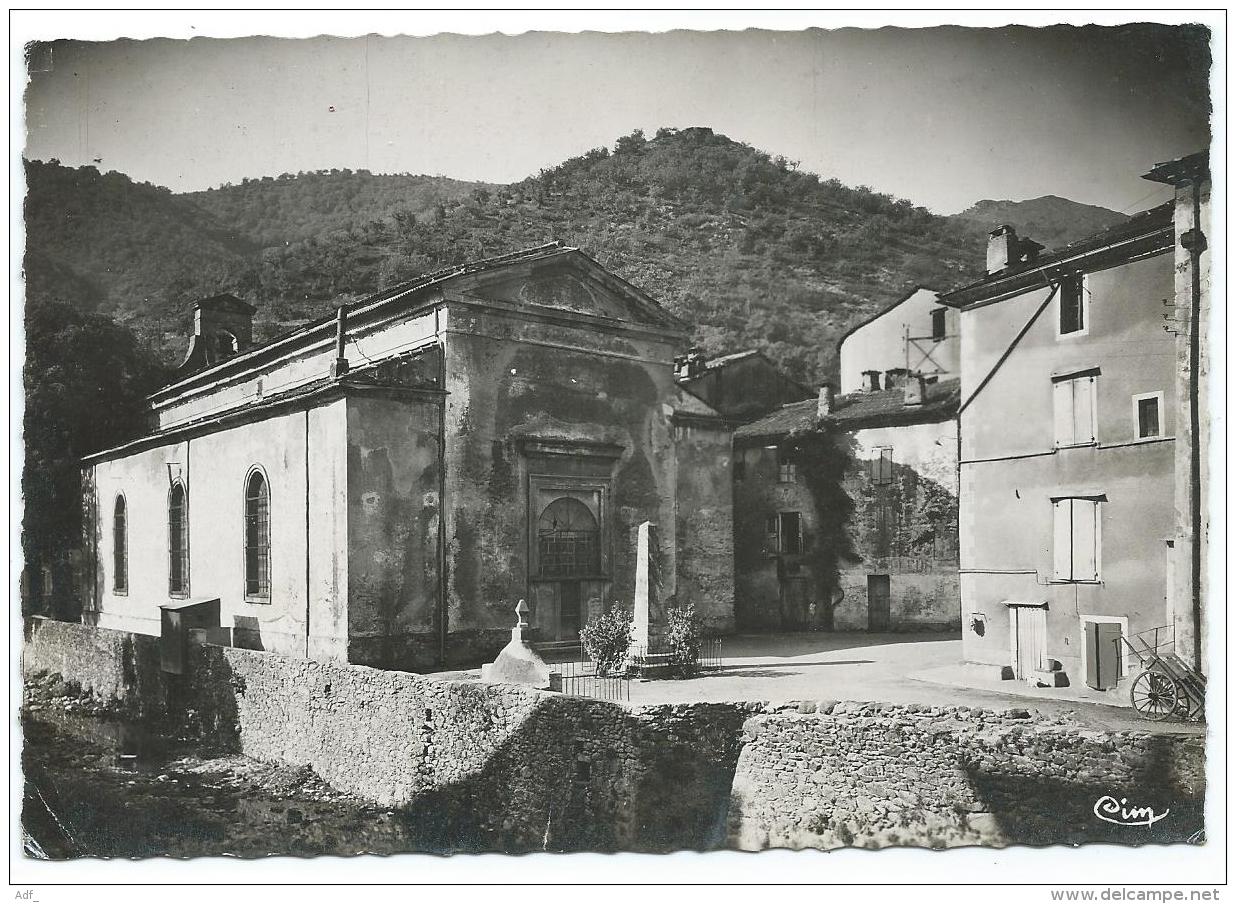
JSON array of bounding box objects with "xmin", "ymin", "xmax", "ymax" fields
[{"xmin": 81, "ymin": 243, "xmax": 734, "ymax": 670}]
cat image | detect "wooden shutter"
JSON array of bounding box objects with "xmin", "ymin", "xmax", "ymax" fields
[
  {"xmin": 1073, "ymin": 376, "xmax": 1096, "ymax": 444},
  {"xmin": 1052, "ymin": 499, "xmax": 1072, "ymax": 580},
  {"xmin": 1072, "ymin": 498, "xmax": 1099, "ymax": 581},
  {"xmin": 1053, "ymin": 381, "xmax": 1074, "ymax": 446}
]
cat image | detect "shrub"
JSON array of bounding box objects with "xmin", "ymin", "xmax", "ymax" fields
[
  {"xmin": 664, "ymin": 603, "xmax": 703, "ymax": 677},
  {"xmin": 580, "ymin": 605, "xmax": 632, "ymax": 676}
]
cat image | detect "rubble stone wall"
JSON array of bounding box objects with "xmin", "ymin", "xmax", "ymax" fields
[
  {"xmin": 22, "ymin": 620, "xmax": 1206, "ymax": 852},
  {"xmin": 729, "ymin": 701, "xmax": 1206, "ymax": 849}
]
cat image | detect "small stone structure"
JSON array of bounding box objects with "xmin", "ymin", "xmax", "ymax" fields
[{"xmin": 481, "ymin": 600, "xmax": 550, "ymax": 689}]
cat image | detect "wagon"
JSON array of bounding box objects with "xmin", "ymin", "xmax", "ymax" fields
[{"xmin": 1120, "ymin": 625, "xmax": 1206, "ymax": 721}]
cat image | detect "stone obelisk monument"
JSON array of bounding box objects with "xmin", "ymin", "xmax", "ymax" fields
[{"xmin": 629, "ymin": 521, "xmax": 662, "ymax": 657}]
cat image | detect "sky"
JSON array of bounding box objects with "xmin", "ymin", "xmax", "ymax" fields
[{"xmin": 23, "ymin": 22, "xmax": 1213, "ymax": 215}]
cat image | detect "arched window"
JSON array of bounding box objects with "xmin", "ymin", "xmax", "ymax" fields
[
  {"xmin": 537, "ymin": 496, "xmax": 600, "ymax": 577},
  {"xmin": 112, "ymin": 495, "xmax": 128, "ymax": 593},
  {"xmin": 244, "ymin": 469, "xmax": 270, "ymax": 599},
  {"xmin": 168, "ymin": 482, "xmax": 189, "ymax": 596}
]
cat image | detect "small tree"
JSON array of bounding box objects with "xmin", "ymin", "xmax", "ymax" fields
[
  {"xmin": 664, "ymin": 603, "xmax": 702, "ymax": 677},
  {"xmin": 579, "ymin": 606, "xmax": 632, "ymax": 676}
]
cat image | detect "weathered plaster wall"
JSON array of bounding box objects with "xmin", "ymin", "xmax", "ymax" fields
[
  {"xmin": 958, "ymin": 251, "xmax": 1176, "ymax": 685},
  {"xmin": 729, "ymin": 702, "xmax": 1204, "ymax": 850},
  {"xmin": 672, "ymin": 420, "xmax": 735, "ymax": 632},
  {"xmin": 82, "ymin": 404, "xmax": 351, "ymax": 660},
  {"xmin": 345, "ymin": 393, "xmax": 443, "ymax": 671},
  {"xmin": 836, "ymin": 419, "xmax": 959, "ymax": 632},
  {"xmin": 839, "ymin": 289, "xmax": 958, "ymax": 395},
  {"xmin": 440, "ymin": 297, "xmax": 684, "ymax": 660}
]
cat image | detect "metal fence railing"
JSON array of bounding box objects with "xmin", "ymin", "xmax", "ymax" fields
[{"xmin": 548, "ymin": 654, "xmax": 630, "ymax": 702}]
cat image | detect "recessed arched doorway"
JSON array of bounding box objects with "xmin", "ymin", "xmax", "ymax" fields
[{"xmin": 527, "ymin": 483, "xmax": 610, "ymax": 642}]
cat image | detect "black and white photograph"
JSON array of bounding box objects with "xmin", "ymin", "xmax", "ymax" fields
[{"xmin": 8, "ymin": 9, "xmax": 1225, "ymax": 896}]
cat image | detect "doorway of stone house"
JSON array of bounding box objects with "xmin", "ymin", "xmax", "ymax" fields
[{"xmin": 867, "ymin": 574, "xmax": 891, "ymax": 631}]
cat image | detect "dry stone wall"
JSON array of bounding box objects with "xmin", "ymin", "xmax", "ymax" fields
[{"xmin": 729, "ymin": 700, "xmax": 1205, "ymax": 850}]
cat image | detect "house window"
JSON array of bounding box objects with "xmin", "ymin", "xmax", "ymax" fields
[
  {"xmin": 1052, "ymin": 496, "xmax": 1102, "ymax": 582},
  {"xmin": 1133, "ymin": 392, "xmax": 1163, "ymax": 439},
  {"xmin": 1058, "ymin": 273, "xmax": 1087, "ymax": 336},
  {"xmin": 244, "ymin": 469, "xmax": 271, "ymax": 600},
  {"xmin": 1052, "ymin": 371, "xmax": 1098, "ymax": 447},
  {"xmin": 168, "ymin": 481, "xmax": 189, "ymax": 596},
  {"xmin": 766, "ymin": 512, "xmax": 803, "ymax": 556},
  {"xmin": 777, "ymin": 449, "xmax": 797, "ymax": 483},
  {"xmin": 870, "ymin": 447, "xmax": 894, "ymax": 485},
  {"xmin": 931, "ymin": 307, "xmax": 947, "ymax": 341},
  {"xmin": 112, "ymin": 495, "xmax": 128, "ymax": 594}
]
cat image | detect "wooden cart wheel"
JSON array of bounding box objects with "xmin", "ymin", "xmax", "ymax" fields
[{"xmin": 1130, "ymin": 669, "xmax": 1180, "ymax": 721}]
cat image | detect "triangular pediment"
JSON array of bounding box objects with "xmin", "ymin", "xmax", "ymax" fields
[{"xmin": 450, "ymin": 250, "xmax": 685, "ymax": 333}]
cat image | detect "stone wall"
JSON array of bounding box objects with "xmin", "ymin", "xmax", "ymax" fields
[
  {"xmin": 21, "ymin": 618, "xmax": 757, "ymax": 853},
  {"xmin": 22, "ymin": 617, "xmax": 170, "ymax": 717},
  {"xmin": 729, "ymin": 701, "xmax": 1205, "ymax": 850},
  {"xmin": 22, "ymin": 620, "xmax": 1206, "ymax": 853}
]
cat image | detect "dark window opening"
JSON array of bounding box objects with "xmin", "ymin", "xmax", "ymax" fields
[
  {"xmin": 778, "ymin": 512, "xmax": 803, "ymax": 555},
  {"xmin": 168, "ymin": 482, "xmax": 188, "ymax": 596},
  {"xmin": 113, "ymin": 495, "xmax": 127, "ymax": 594},
  {"xmin": 1059, "ymin": 273, "xmax": 1085, "ymax": 335},
  {"xmin": 931, "ymin": 307, "xmax": 947, "ymax": 341},
  {"xmin": 734, "ymin": 458, "xmax": 746, "ymax": 481},
  {"xmin": 245, "ymin": 470, "xmax": 271, "ymax": 599},
  {"xmin": 1137, "ymin": 396, "xmax": 1161, "ymax": 439},
  {"xmin": 777, "ymin": 449, "xmax": 797, "ymax": 483},
  {"xmin": 537, "ymin": 497, "xmax": 600, "ymax": 578}
]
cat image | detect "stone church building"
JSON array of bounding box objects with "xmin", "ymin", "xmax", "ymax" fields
[{"xmin": 81, "ymin": 243, "xmax": 735, "ymax": 670}]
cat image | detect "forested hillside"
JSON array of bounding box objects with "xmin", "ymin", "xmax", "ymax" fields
[
  {"xmin": 23, "ymin": 129, "xmax": 990, "ymax": 385},
  {"xmin": 184, "ymin": 169, "xmax": 488, "ymax": 247}
]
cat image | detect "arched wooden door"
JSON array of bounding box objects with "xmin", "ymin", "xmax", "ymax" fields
[{"xmin": 527, "ymin": 481, "xmax": 610, "ymax": 642}]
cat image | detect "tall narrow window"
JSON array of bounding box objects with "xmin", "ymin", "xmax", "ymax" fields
[
  {"xmin": 1052, "ymin": 496, "xmax": 1102, "ymax": 582},
  {"xmin": 931, "ymin": 307, "xmax": 947, "ymax": 341},
  {"xmin": 1134, "ymin": 392, "xmax": 1163, "ymax": 439},
  {"xmin": 168, "ymin": 481, "xmax": 189, "ymax": 596},
  {"xmin": 779, "ymin": 512, "xmax": 803, "ymax": 555},
  {"xmin": 1059, "ymin": 273, "xmax": 1087, "ymax": 336},
  {"xmin": 777, "ymin": 449, "xmax": 797, "ymax": 483},
  {"xmin": 1052, "ymin": 371, "xmax": 1098, "ymax": 447},
  {"xmin": 244, "ymin": 470, "xmax": 271, "ymax": 599},
  {"xmin": 112, "ymin": 495, "xmax": 128, "ymax": 594}
]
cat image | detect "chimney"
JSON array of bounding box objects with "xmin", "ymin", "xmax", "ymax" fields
[
  {"xmin": 179, "ymin": 293, "xmax": 256, "ymax": 372},
  {"xmin": 884, "ymin": 367, "xmax": 908, "ymax": 390},
  {"xmin": 904, "ymin": 373, "xmax": 929, "ymax": 406},
  {"xmin": 987, "ymin": 225, "xmax": 1018, "ymax": 274},
  {"xmin": 330, "ymin": 306, "xmax": 350, "ymax": 379},
  {"xmin": 817, "ymin": 383, "xmax": 836, "ymax": 418},
  {"xmin": 862, "ymin": 370, "xmax": 882, "ymax": 392}
]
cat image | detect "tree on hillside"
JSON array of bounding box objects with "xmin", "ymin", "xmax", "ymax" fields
[{"xmin": 21, "ymin": 299, "xmax": 168, "ymax": 619}]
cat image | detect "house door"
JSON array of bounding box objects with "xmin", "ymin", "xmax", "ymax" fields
[
  {"xmin": 1084, "ymin": 621, "xmax": 1123, "ymax": 691},
  {"xmin": 867, "ymin": 575, "xmax": 891, "ymax": 632},
  {"xmin": 779, "ymin": 576, "xmax": 808, "ymax": 631},
  {"xmin": 1011, "ymin": 606, "xmax": 1047, "ymax": 680}
]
